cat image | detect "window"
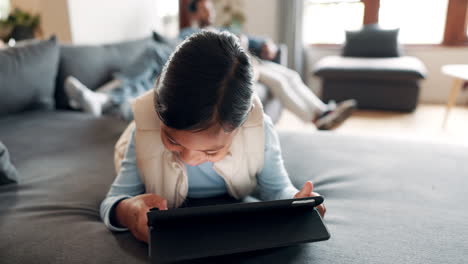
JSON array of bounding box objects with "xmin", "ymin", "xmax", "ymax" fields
[
  {"xmin": 303, "ymin": 0, "xmax": 364, "ymax": 44},
  {"xmin": 0, "ymin": 0, "xmax": 9, "ymax": 20},
  {"xmin": 303, "ymin": 0, "xmax": 468, "ymax": 45},
  {"xmin": 378, "ymin": 0, "xmax": 448, "ymax": 44}
]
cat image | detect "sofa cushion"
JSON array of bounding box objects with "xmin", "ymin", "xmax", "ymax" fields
[
  {"xmin": 116, "ymin": 32, "xmax": 174, "ymax": 80},
  {"xmin": 277, "ymin": 132, "xmax": 468, "ymax": 264},
  {"xmin": 343, "ymin": 24, "xmax": 400, "ymax": 58},
  {"xmin": 314, "ymin": 55, "xmax": 427, "ymax": 80},
  {"xmin": 114, "ymin": 44, "xmax": 171, "ymax": 81},
  {"xmin": 0, "ymin": 141, "xmax": 18, "ymax": 185},
  {"xmin": 55, "ymin": 35, "xmax": 172, "ymax": 109},
  {"xmin": 0, "ymin": 37, "xmax": 59, "ymax": 116},
  {"xmin": 1, "ymin": 111, "xmax": 468, "ymax": 263}
]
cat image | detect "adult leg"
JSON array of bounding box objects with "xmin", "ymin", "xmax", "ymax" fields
[
  {"xmin": 111, "ymin": 78, "xmax": 155, "ymax": 121},
  {"xmin": 257, "ymin": 64, "xmax": 315, "ymax": 121},
  {"xmin": 65, "ymin": 76, "xmax": 114, "ymax": 116},
  {"xmin": 262, "ymin": 61, "xmax": 328, "ymax": 116},
  {"xmin": 260, "ymin": 61, "xmax": 357, "ymax": 130}
]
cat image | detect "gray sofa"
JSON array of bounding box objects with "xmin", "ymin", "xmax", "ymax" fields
[{"xmin": 1, "ymin": 110, "xmax": 468, "ymax": 263}]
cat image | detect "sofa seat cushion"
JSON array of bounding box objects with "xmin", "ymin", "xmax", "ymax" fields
[
  {"xmin": 314, "ymin": 55, "xmax": 427, "ymax": 80},
  {"xmin": 1, "ymin": 111, "xmax": 468, "ymax": 263}
]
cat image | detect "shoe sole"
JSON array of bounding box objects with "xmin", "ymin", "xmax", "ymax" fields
[{"xmin": 317, "ymin": 101, "xmax": 357, "ymax": 130}]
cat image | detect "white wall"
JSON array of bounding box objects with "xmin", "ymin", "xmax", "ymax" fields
[
  {"xmin": 211, "ymin": 0, "xmax": 279, "ymax": 42},
  {"xmin": 306, "ymin": 45, "xmax": 468, "ymax": 105},
  {"xmin": 408, "ymin": 47, "xmax": 468, "ymax": 104},
  {"xmin": 242, "ymin": 0, "xmax": 279, "ymax": 42},
  {"xmin": 67, "ymin": 0, "xmax": 157, "ymax": 45}
]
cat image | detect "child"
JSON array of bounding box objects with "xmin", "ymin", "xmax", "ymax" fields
[{"xmin": 100, "ymin": 31, "xmax": 326, "ymax": 243}]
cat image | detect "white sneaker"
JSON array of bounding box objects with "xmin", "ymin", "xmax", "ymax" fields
[{"xmin": 64, "ymin": 76, "xmax": 109, "ymax": 117}]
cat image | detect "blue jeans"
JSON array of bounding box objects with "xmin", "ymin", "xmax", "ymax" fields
[{"xmin": 107, "ymin": 68, "xmax": 157, "ymax": 121}]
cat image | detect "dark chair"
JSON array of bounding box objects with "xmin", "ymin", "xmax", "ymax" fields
[{"xmin": 313, "ymin": 25, "xmax": 427, "ymax": 112}]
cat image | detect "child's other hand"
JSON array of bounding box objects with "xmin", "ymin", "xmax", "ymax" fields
[
  {"xmin": 115, "ymin": 193, "xmax": 168, "ymax": 243},
  {"xmin": 294, "ymin": 181, "xmax": 326, "ymax": 218}
]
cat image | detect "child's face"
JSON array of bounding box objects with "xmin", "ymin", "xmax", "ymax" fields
[{"xmin": 160, "ymin": 123, "xmax": 237, "ymax": 166}]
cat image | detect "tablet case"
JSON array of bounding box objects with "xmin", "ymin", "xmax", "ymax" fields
[{"xmin": 148, "ymin": 196, "xmax": 330, "ymax": 263}]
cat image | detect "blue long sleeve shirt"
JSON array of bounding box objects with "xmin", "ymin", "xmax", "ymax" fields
[{"xmin": 100, "ymin": 115, "xmax": 298, "ymax": 231}]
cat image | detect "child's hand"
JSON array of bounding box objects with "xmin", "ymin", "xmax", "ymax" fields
[
  {"xmin": 294, "ymin": 181, "xmax": 326, "ymax": 218},
  {"xmin": 115, "ymin": 193, "xmax": 168, "ymax": 243}
]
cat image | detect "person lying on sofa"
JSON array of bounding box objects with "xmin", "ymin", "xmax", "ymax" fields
[
  {"xmin": 64, "ymin": 43, "xmax": 172, "ymax": 121},
  {"xmin": 99, "ymin": 31, "xmax": 326, "ymax": 243},
  {"xmin": 180, "ymin": 0, "xmax": 356, "ymax": 130}
]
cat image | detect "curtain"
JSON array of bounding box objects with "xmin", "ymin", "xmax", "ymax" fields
[{"xmin": 279, "ymin": 0, "xmax": 305, "ymax": 76}]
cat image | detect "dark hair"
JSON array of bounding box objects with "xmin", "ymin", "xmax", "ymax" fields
[
  {"xmin": 155, "ymin": 30, "xmax": 254, "ymax": 133},
  {"xmin": 188, "ymin": 0, "xmax": 201, "ymax": 13}
]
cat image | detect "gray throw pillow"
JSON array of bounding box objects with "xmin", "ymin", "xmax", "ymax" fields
[
  {"xmin": 0, "ymin": 37, "xmax": 59, "ymax": 116},
  {"xmin": 114, "ymin": 40, "xmax": 173, "ymax": 80},
  {"xmin": 0, "ymin": 141, "xmax": 18, "ymax": 185},
  {"xmin": 343, "ymin": 24, "xmax": 401, "ymax": 58}
]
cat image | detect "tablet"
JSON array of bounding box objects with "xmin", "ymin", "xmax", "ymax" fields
[{"xmin": 147, "ymin": 196, "xmax": 330, "ymax": 263}]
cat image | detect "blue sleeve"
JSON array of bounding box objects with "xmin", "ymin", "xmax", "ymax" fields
[
  {"xmin": 256, "ymin": 115, "xmax": 299, "ymax": 201},
  {"xmin": 99, "ymin": 128, "xmax": 145, "ymax": 232},
  {"xmin": 248, "ymin": 36, "xmax": 266, "ymax": 56}
]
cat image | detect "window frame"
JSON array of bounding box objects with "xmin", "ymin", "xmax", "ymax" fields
[{"xmin": 442, "ymin": 0, "xmax": 468, "ymax": 45}]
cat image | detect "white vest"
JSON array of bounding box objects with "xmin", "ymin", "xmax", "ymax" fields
[{"xmin": 114, "ymin": 90, "xmax": 265, "ymax": 208}]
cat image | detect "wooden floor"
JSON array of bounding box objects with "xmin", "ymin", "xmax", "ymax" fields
[{"xmin": 275, "ymin": 104, "xmax": 468, "ymax": 146}]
